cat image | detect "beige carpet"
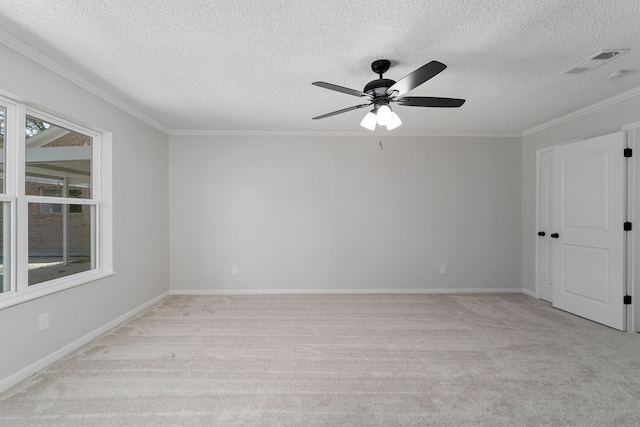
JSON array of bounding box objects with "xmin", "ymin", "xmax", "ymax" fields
[{"xmin": 1, "ymin": 293, "xmax": 640, "ymax": 426}]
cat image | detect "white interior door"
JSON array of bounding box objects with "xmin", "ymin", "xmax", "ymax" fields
[
  {"xmin": 538, "ymin": 150, "xmax": 554, "ymax": 302},
  {"xmin": 552, "ymin": 131, "xmax": 625, "ymax": 330}
]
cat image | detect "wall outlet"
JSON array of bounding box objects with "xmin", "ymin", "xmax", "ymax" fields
[
  {"xmin": 38, "ymin": 313, "xmax": 49, "ymax": 331},
  {"xmin": 440, "ymin": 265, "xmax": 447, "ymax": 274},
  {"xmin": 231, "ymin": 266, "xmax": 238, "ymax": 276}
]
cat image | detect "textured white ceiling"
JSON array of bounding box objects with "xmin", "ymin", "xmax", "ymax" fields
[{"xmin": 0, "ymin": 0, "xmax": 639, "ymax": 134}]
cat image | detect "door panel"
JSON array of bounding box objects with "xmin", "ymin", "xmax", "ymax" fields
[
  {"xmin": 552, "ymin": 131, "xmax": 625, "ymax": 330},
  {"xmin": 563, "ymin": 245, "xmax": 608, "ymax": 302},
  {"xmin": 563, "ymin": 152, "xmax": 608, "ymax": 228}
]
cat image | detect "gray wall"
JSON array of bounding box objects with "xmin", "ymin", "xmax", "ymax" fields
[
  {"xmin": 521, "ymin": 93, "xmax": 640, "ymax": 296},
  {"xmin": 0, "ymin": 43, "xmax": 170, "ymax": 383},
  {"xmin": 169, "ymin": 134, "xmax": 522, "ymax": 292}
]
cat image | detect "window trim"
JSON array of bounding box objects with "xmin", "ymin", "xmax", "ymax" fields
[{"xmin": 0, "ymin": 94, "xmax": 113, "ymax": 310}]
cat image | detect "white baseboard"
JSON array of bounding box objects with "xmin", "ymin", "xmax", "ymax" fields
[
  {"xmin": 0, "ymin": 291, "xmax": 169, "ymax": 393},
  {"xmin": 170, "ymin": 288, "xmax": 525, "ymax": 295},
  {"xmin": 521, "ymin": 288, "xmax": 538, "ymax": 298}
]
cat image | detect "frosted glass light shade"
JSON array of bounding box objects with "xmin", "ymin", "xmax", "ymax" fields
[
  {"xmin": 386, "ymin": 112, "xmax": 402, "ymax": 130},
  {"xmin": 376, "ymin": 105, "xmax": 392, "ymax": 126},
  {"xmin": 360, "ymin": 111, "xmax": 377, "ymax": 131}
]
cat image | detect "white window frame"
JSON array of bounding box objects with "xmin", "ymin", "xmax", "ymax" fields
[{"xmin": 0, "ymin": 94, "xmax": 113, "ymax": 309}]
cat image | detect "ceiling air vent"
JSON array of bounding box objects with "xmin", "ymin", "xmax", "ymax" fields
[{"xmin": 560, "ymin": 49, "xmax": 630, "ymax": 75}]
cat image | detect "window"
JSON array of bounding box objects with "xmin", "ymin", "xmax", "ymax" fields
[{"xmin": 0, "ymin": 95, "xmax": 112, "ymax": 308}]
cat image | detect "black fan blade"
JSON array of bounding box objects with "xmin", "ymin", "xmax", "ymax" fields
[
  {"xmin": 387, "ymin": 61, "xmax": 447, "ymax": 96},
  {"xmin": 396, "ymin": 96, "xmax": 465, "ymax": 108},
  {"xmin": 312, "ymin": 103, "xmax": 371, "ymax": 120},
  {"xmin": 312, "ymin": 81, "xmax": 369, "ymax": 98}
]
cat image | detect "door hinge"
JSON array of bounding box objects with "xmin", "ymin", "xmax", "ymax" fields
[
  {"xmin": 624, "ymin": 148, "xmax": 632, "ymax": 157},
  {"xmin": 624, "ymin": 295, "xmax": 632, "ymax": 305},
  {"xmin": 624, "ymin": 222, "xmax": 632, "ymax": 231}
]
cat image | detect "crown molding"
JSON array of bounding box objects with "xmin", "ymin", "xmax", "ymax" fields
[
  {"xmin": 522, "ymin": 86, "xmax": 640, "ymax": 137},
  {"xmin": 0, "ymin": 29, "xmax": 171, "ymax": 135},
  {"xmin": 169, "ymin": 129, "xmax": 522, "ymax": 138}
]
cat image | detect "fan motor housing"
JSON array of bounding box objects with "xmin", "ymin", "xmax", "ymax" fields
[{"xmin": 364, "ymin": 78, "xmax": 396, "ymax": 97}]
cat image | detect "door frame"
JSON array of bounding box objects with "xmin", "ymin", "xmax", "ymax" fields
[{"xmin": 622, "ymin": 120, "xmax": 640, "ymax": 332}]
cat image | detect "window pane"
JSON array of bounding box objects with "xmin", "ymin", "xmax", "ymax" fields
[
  {"xmin": 0, "ymin": 107, "xmax": 6, "ymax": 193},
  {"xmin": 25, "ymin": 115, "xmax": 92, "ymax": 199},
  {"xmin": 39, "ymin": 187, "xmax": 83, "ymax": 213},
  {"xmin": 28, "ymin": 202, "xmax": 94, "ymax": 286},
  {"xmin": 0, "ymin": 202, "xmax": 10, "ymax": 293}
]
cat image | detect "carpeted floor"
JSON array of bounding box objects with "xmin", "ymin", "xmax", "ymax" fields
[{"xmin": 1, "ymin": 293, "xmax": 640, "ymax": 426}]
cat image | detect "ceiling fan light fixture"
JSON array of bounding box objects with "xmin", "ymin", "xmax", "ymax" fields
[
  {"xmin": 386, "ymin": 112, "xmax": 402, "ymax": 130},
  {"xmin": 360, "ymin": 111, "xmax": 377, "ymax": 131},
  {"xmin": 376, "ymin": 104, "xmax": 393, "ymax": 126},
  {"xmin": 313, "ymin": 59, "xmax": 465, "ymax": 129}
]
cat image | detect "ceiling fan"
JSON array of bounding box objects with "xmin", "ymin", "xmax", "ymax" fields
[{"xmin": 312, "ymin": 59, "xmax": 465, "ymax": 131}]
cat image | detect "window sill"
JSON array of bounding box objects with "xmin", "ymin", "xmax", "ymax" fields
[{"xmin": 0, "ymin": 270, "xmax": 116, "ymax": 310}]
